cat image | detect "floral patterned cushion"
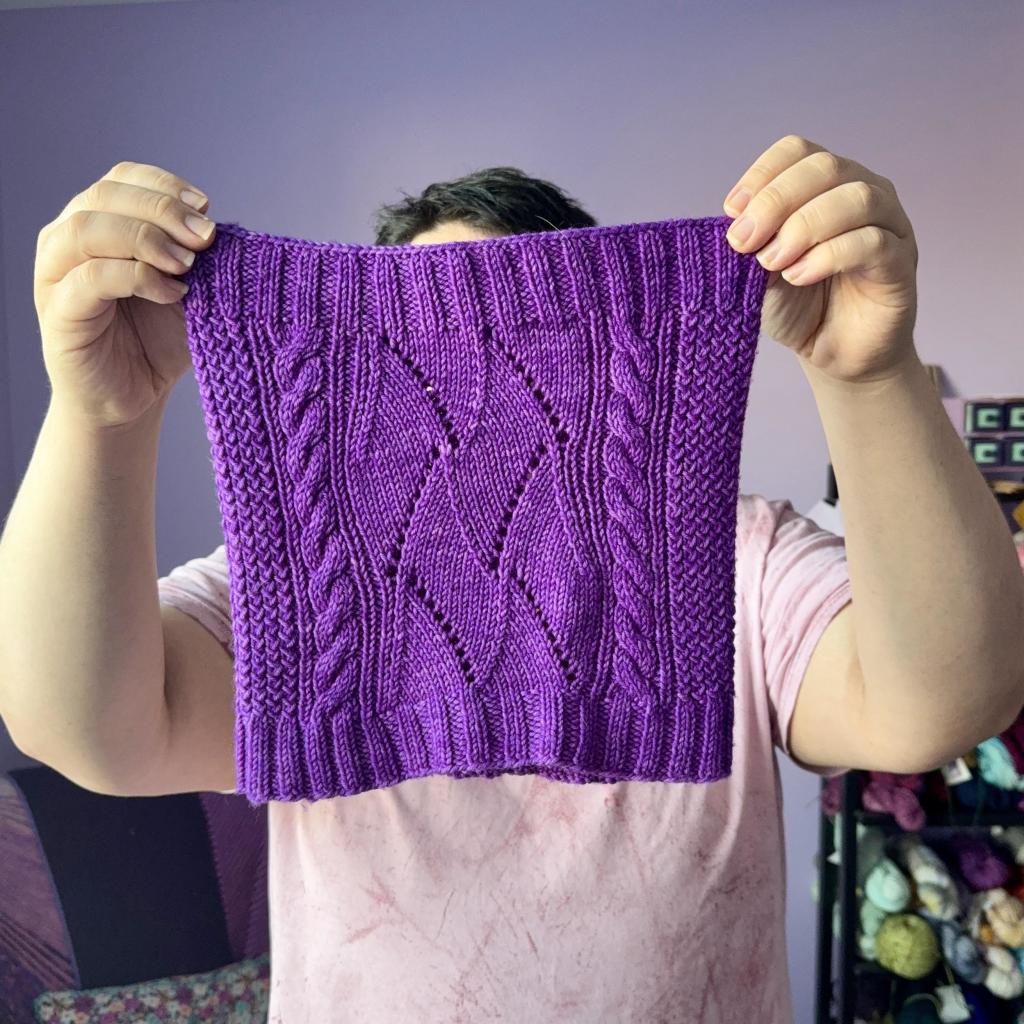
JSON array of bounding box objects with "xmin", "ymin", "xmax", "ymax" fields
[{"xmin": 32, "ymin": 954, "xmax": 269, "ymax": 1024}]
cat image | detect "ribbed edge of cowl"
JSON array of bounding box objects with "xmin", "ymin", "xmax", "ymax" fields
[
  {"xmin": 236, "ymin": 675, "xmax": 734, "ymax": 804},
  {"xmin": 179, "ymin": 215, "xmax": 767, "ymax": 340},
  {"xmin": 180, "ymin": 215, "xmax": 768, "ymax": 805}
]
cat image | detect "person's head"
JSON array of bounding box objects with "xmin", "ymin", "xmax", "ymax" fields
[{"xmin": 371, "ymin": 166, "xmax": 598, "ymax": 247}]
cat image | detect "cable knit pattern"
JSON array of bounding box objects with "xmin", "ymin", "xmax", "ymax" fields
[{"xmin": 179, "ymin": 215, "xmax": 768, "ymax": 805}]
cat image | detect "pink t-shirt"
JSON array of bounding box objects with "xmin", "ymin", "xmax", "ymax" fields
[{"xmin": 157, "ymin": 492, "xmax": 852, "ymax": 1023}]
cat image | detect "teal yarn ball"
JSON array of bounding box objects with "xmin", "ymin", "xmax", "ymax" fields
[
  {"xmin": 866, "ymin": 858, "xmax": 912, "ymax": 913},
  {"xmin": 895, "ymin": 994, "xmax": 941, "ymax": 1023},
  {"xmin": 977, "ymin": 737, "xmax": 1024, "ymax": 790}
]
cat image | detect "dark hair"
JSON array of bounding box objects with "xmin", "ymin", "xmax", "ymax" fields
[{"xmin": 371, "ymin": 166, "xmax": 598, "ymax": 245}]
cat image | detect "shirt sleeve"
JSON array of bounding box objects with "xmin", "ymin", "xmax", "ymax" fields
[
  {"xmin": 157, "ymin": 542, "xmax": 236, "ymax": 795},
  {"xmin": 157, "ymin": 543, "xmax": 233, "ymax": 656},
  {"xmin": 761, "ymin": 498, "xmax": 854, "ymax": 777}
]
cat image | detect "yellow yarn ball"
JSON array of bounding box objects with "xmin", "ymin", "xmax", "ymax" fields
[{"xmin": 876, "ymin": 913, "xmax": 940, "ymax": 980}]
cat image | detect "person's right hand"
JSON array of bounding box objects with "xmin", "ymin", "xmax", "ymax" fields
[{"xmin": 33, "ymin": 160, "xmax": 217, "ymax": 430}]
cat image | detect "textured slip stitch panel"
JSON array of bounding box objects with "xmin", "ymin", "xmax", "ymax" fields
[{"xmin": 180, "ymin": 215, "xmax": 769, "ymax": 804}]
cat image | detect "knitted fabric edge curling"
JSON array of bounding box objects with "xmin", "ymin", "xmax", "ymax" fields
[{"xmin": 179, "ymin": 215, "xmax": 770, "ymax": 805}]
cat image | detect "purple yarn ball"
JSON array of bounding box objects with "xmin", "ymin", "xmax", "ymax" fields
[{"xmin": 950, "ymin": 834, "xmax": 1012, "ymax": 891}]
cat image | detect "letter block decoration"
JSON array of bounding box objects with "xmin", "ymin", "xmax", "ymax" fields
[
  {"xmin": 966, "ymin": 437, "xmax": 1005, "ymax": 466},
  {"xmin": 964, "ymin": 401, "xmax": 1006, "ymax": 433},
  {"xmin": 1007, "ymin": 401, "xmax": 1024, "ymax": 432},
  {"xmin": 962, "ymin": 398, "xmax": 1024, "ymax": 470}
]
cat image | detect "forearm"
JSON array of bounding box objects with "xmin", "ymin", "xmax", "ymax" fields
[
  {"xmin": 0, "ymin": 396, "xmax": 170, "ymax": 787},
  {"xmin": 802, "ymin": 344, "xmax": 1024, "ymax": 752}
]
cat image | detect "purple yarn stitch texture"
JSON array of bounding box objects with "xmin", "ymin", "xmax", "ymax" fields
[{"xmin": 179, "ymin": 215, "xmax": 769, "ymax": 805}]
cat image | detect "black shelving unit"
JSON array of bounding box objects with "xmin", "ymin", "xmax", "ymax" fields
[
  {"xmin": 814, "ymin": 770, "xmax": 1024, "ymax": 1023},
  {"xmin": 815, "ymin": 764, "xmax": 862, "ymax": 1024}
]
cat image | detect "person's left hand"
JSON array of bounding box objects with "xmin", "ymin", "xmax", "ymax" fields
[{"xmin": 722, "ymin": 134, "xmax": 919, "ymax": 384}]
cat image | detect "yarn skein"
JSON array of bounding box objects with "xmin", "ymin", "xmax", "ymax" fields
[
  {"xmin": 895, "ymin": 835, "xmax": 961, "ymax": 921},
  {"xmin": 866, "ymin": 858, "xmax": 913, "ymax": 913},
  {"xmin": 863, "ymin": 774, "xmax": 927, "ymax": 832},
  {"xmin": 977, "ymin": 738, "xmax": 1024, "ymax": 792},
  {"xmin": 858, "ymin": 900, "xmax": 889, "ymax": 961},
  {"xmin": 876, "ymin": 914, "xmax": 941, "ymax": 980},
  {"xmin": 950, "ymin": 836, "xmax": 1012, "ymax": 893},
  {"xmin": 895, "ymin": 994, "xmax": 941, "ymax": 1024},
  {"xmin": 982, "ymin": 942, "xmax": 1024, "ymax": 999},
  {"xmin": 929, "ymin": 918, "xmax": 986, "ymax": 985},
  {"xmin": 980, "ymin": 887, "xmax": 1024, "ymax": 947},
  {"xmin": 996, "ymin": 826, "xmax": 1024, "ymax": 865}
]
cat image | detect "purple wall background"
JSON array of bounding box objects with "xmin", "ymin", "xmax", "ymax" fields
[{"xmin": 1, "ymin": 1, "xmax": 1022, "ymax": 1016}]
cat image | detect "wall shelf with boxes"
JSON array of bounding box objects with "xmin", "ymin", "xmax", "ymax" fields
[{"xmin": 950, "ymin": 395, "xmax": 1024, "ymax": 536}]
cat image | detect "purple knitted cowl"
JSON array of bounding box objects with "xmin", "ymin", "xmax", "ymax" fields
[{"xmin": 179, "ymin": 215, "xmax": 769, "ymax": 805}]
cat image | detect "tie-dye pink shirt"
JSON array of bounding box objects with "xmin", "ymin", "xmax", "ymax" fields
[{"xmin": 157, "ymin": 492, "xmax": 851, "ymax": 1023}]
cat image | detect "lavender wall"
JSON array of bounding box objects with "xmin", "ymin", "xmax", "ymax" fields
[{"xmin": 2, "ymin": 1, "xmax": 1022, "ymax": 1017}]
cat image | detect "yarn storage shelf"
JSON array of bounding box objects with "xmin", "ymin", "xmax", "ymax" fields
[
  {"xmin": 856, "ymin": 810, "xmax": 1024, "ymax": 834},
  {"xmin": 815, "ymin": 769, "xmax": 1024, "ymax": 1024}
]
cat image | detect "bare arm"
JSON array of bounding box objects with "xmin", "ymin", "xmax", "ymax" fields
[
  {"xmin": 0, "ymin": 396, "xmax": 172, "ymax": 789},
  {"xmin": 719, "ymin": 134, "xmax": 1024, "ymax": 774},
  {"xmin": 0, "ymin": 159, "xmax": 228, "ymax": 794},
  {"xmin": 791, "ymin": 352, "xmax": 1024, "ymax": 773}
]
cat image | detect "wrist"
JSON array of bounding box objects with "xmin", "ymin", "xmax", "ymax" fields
[
  {"xmin": 799, "ymin": 340, "xmax": 927, "ymax": 398},
  {"xmin": 46, "ymin": 393, "xmax": 169, "ymax": 442}
]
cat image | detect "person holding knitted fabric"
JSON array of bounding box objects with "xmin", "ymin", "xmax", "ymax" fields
[{"xmin": 2, "ymin": 134, "xmax": 1023, "ymax": 1022}]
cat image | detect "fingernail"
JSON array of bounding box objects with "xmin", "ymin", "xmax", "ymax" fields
[
  {"xmin": 180, "ymin": 189, "xmax": 207, "ymax": 210},
  {"xmin": 757, "ymin": 239, "xmax": 785, "ymax": 267},
  {"xmin": 783, "ymin": 257, "xmax": 811, "ymax": 283},
  {"xmin": 167, "ymin": 242, "xmax": 196, "ymax": 267},
  {"xmin": 186, "ymin": 214, "xmax": 215, "ymax": 240},
  {"xmin": 724, "ymin": 187, "xmax": 751, "ymax": 215},
  {"xmin": 727, "ymin": 215, "xmax": 755, "ymax": 247}
]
